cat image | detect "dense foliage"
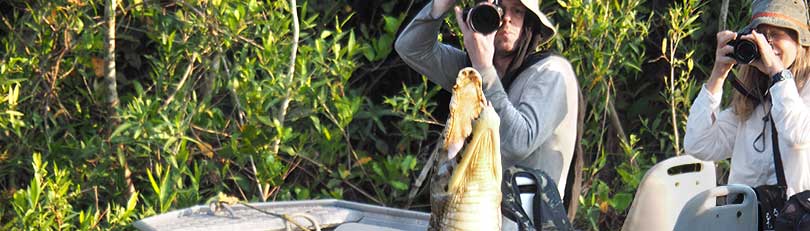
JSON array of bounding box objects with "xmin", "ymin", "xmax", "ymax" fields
[{"xmin": 0, "ymin": 0, "xmax": 754, "ymax": 229}]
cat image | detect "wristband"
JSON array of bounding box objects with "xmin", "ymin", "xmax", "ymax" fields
[{"xmin": 772, "ymin": 69, "xmax": 793, "ymax": 85}]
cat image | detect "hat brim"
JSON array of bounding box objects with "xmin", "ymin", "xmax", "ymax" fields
[
  {"xmin": 521, "ymin": 0, "xmax": 556, "ymax": 45},
  {"xmin": 741, "ymin": 17, "xmax": 810, "ymax": 46}
]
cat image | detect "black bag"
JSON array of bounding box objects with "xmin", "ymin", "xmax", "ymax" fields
[
  {"xmin": 755, "ymin": 184, "xmax": 787, "ymax": 230},
  {"xmin": 502, "ymin": 165, "xmax": 572, "ymax": 231},
  {"xmin": 775, "ymin": 191, "xmax": 810, "ymax": 231},
  {"xmin": 754, "ymin": 113, "xmax": 810, "ymax": 231},
  {"xmin": 775, "ymin": 190, "xmax": 810, "ymax": 231}
]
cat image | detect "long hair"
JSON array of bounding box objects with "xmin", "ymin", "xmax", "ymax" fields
[{"xmin": 732, "ymin": 44, "xmax": 810, "ymax": 120}]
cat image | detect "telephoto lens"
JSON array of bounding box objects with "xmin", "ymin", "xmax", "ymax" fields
[
  {"xmin": 727, "ymin": 31, "xmax": 759, "ymax": 64},
  {"xmin": 462, "ymin": 2, "xmax": 503, "ymax": 34}
]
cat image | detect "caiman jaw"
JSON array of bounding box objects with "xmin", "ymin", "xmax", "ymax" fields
[{"xmin": 444, "ymin": 68, "xmax": 486, "ymax": 160}]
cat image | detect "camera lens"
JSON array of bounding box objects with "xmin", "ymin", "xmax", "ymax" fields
[
  {"xmin": 732, "ymin": 39, "xmax": 759, "ymax": 64},
  {"xmin": 466, "ymin": 5, "xmax": 501, "ymax": 34}
]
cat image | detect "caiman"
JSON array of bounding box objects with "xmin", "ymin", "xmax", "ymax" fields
[{"xmin": 430, "ymin": 67, "xmax": 503, "ymax": 230}]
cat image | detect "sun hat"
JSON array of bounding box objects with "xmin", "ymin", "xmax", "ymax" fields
[
  {"xmin": 741, "ymin": 0, "xmax": 810, "ymax": 46},
  {"xmin": 516, "ymin": 0, "xmax": 557, "ymax": 45}
]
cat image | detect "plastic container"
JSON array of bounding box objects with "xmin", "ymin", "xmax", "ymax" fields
[
  {"xmin": 674, "ymin": 184, "xmax": 758, "ymax": 231},
  {"xmin": 622, "ymin": 155, "xmax": 717, "ymax": 231}
]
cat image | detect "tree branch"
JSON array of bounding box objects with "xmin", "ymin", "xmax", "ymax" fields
[
  {"xmin": 719, "ymin": 0, "xmax": 730, "ymax": 31},
  {"xmin": 161, "ymin": 53, "xmax": 198, "ymax": 110},
  {"xmin": 104, "ymin": 0, "xmax": 119, "ymax": 114},
  {"xmin": 271, "ymin": 0, "xmax": 300, "ymax": 156}
]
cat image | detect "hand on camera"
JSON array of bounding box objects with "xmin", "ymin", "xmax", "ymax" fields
[
  {"xmin": 711, "ymin": 30, "xmax": 738, "ymax": 80},
  {"xmin": 741, "ymin": 29, "xmax": 785, "ymax": 76},
  {"xmin": 454, "ymin": 6, "xmax": 496, "ymax": 71}
]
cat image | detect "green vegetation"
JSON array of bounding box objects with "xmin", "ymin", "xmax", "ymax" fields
[{"xmin": 0, "ymin": 0, "xmax": 754, "ymax": 229}]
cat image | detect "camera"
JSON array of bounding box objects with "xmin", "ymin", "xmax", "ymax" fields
[
  {"xmin": 462, "ymin": 1, "xmax": 503, "ymax": 34},
  {"xmin": 727, "ymin": 30, "xmax": 759, "ymax": 64}
]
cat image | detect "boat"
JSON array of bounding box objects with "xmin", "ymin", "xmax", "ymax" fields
[{"xmin": 134, "ymin": 199, "xmax": 430, "ymax": 231}]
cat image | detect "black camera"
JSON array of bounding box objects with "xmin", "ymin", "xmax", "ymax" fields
[
  {"xmin": 727, "ymin": 30, "xmax": 759, "ymax": 64},
  {"xmin": 462, "ymin": 1, "xmax": 503, "ymax": 34}
]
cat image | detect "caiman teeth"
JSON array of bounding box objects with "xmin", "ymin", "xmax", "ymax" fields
[{"xmin": 444, "ymin": 67, "xmax": 486, "ymax": 160}]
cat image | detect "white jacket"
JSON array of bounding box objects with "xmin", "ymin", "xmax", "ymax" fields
[{"xmin": 684, "ymin": 79, "xmax": 810, "ymax": 197}]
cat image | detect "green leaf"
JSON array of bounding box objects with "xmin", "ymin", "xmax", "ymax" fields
[
  {"xmin": 126, "ymin": 191, "xmax": 139, "ymax": 211},
  {"xmin": 610, "ymin": 192, "xmax": 633, "ymax": 212},
  {"xmin": 257, "ymin": 115, "xmax": 273, "ymax": 127},
  {"xmin": 28, "ymin": 173, "xmax": 41, "ymax": 209},
  {"xmin": 401, "ymin": 155, "xmax": 416, "ymax": 175},
  {"xmin": 374, "ymin": 34, "xmax": 394, "ymax": 60},
  {"xmin": 347, "ymin": 31, "xmax": 358, "ymax": 57},
  {"xmin": 110, "ymin": 122, "xmax": 134, "ymax": 139},
  {"xmin": 320, "ymin": 30, "xmax": 333, "ymax": 39},
  {"xmin": 557, "ymin": 0, "xmax": 569, "ymax": 8},
  {"xmin": 389, "ymin": 180, "xmax": 408, "ymax": 191},
  {"xmin": 361, "ymin": 44, "xmax": 376, "ymax": 61},
  {"xmin": 371, "ymin": 162, "xmax": 384, "ymax": 177},
  {"xmin": 322, "ymin": 128, "xmax": 332, "ymax": 141},
  {"xmin": 233, "ymin": 8, "xmax": 241, "ymax": 21},
  {"xmin": 339, "ymin": 168, "xmax": 350, "ymax": 179},
  {"xmin": 383, "ymin": 15, "xmax": 401, "ymax": 34},
  {"xmin": 5, "ymin": 110, "xmax": 23, "ymax": 117},
  {"xmin": 280, "ymin": 146, "xmax": 296, "ymax": 155},
  {"xmin": 146, "ymin": 169, "xmax": 160, "ymax": 199}
]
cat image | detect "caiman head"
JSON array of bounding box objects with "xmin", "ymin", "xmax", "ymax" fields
[
  {"xmin": 444, "ymin": 68, "xmax": 486, "ymax": 160},
  {"xmin": 432, "ymin": 67, "xmax": 502, "ymax": 231}
]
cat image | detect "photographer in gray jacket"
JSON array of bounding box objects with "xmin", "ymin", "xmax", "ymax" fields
[{"xmin": 395, "ymin": 0, "xmax": 579, "ymax": 201}]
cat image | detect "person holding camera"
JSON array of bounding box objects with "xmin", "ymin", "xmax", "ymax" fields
[
  {"xmin": 683, "ymin": 0, "xmax": 810, "ymax": 209},
  {"xmin": 395, "ymin": 0, "xmax": 579, "ymax": 200},
  {"xmin": 395, "ymin": 0, "xmax": 581, "ymax": 229}
]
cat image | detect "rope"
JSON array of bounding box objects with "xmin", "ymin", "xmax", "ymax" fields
[
  {"xmin": 238, "ymin": 202, "xmax": 322, "ymax": 231},
  {"xmin": 209, "ymin": 193, "xmax": 322, "ymax": 231},
  {"xmin": 283, "ymin": 213, "xmax": 322, "ymax": 231}
]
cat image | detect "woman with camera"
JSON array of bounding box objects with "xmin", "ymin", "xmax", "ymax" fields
[{"xmin": 683, "ymin": 0, "xmax": 810, "ymax": 210}]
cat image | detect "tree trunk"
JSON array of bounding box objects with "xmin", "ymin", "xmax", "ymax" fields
[
  {"xmin": 105, "ymin": 0, "xmax": 134, "ymax": 197},
  {"xmin": 104, "ymin": 0, "xmax": 119, "ymax": 113},
  {"xmin": 719, "ymin": 0, "xmax": 730, "ymax": 31},
  {"xmin": 265, "ymin": 0, "xmax": 300, "ymax": 201}
]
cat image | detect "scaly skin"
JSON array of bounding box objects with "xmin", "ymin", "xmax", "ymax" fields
[
  {"xmin": 433, "ymin": 68, "xmax": 502, "ymax": 230},
  {"xmin": 440, "ymin": 104, "xmax": 502, "ymax": 230}
]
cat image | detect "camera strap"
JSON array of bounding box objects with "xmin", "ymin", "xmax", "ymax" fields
[
  {"xmin": 769, "ymin": 112, "xmax": 787, "ymax": 188},
  {"xmin": 729, "ymin": 75, "xmax": 764, "ymax": 103}
]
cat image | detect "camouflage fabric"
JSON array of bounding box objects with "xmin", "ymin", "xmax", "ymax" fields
[{"xmin": 502, "ymin": 165, "xmax": 572, "ymax": 231}]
